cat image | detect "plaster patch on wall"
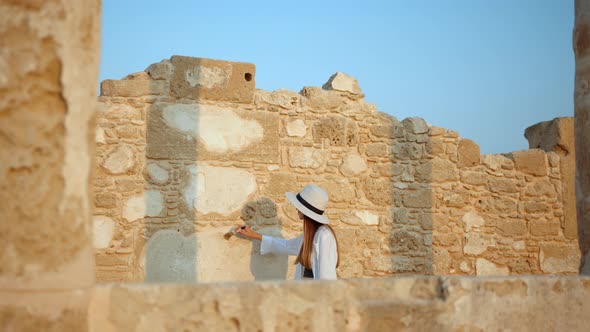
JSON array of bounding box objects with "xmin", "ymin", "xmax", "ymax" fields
[
  {"xmin": 123, "ymin": 190, "xmax": 165, "ymax": 222},
  {"xmin": 146, "ymin": 163, "xmax": 169, "ymax": 184},
  {"xmin": 354, "ymin": 210, "xmax": 379, "ymax": 225},
  {"xmin": 93, "ymin": 216, "xmax": 114, "ymax": 249},
  {"xmin": 476, "ymin": 258, "xmax": 509, "ymax": 276},
  {"xmin": 182, "ymin": 164, "xmax": 256, "ymax": 215},
  {"xmin": 101, "ymin": 145, "xmax": 135, "ymax": 174},
  {"xmin": 185, "ymin": 64, "xmax": 231, "ymax": 88},
  {"xmin": 162, "ymin": 104, "xmax": 264, "ymax": 153},
  {"xmin": 142, "ymin": 230, "xmax": 197, "ymax": 282}
]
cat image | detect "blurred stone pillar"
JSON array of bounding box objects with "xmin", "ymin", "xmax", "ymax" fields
[
  {"xmin": 0, "ymin": 0, "xmax": 101, "ymax": 330},
  {"xmin": 574, "ymin": 0, "xmax": 590, "ymax": 274}
]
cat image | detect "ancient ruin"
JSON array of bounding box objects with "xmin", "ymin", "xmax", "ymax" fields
[
  {"xmin": 2, "ymin": 0, "xmax": 590, "ymax": 331},
  {"xmin": 94, "ymin": 56, "xmax": 580, "ymax": 282}
]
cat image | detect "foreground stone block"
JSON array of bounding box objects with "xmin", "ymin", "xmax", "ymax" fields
[
  {"xmin": 511, "ymin": 149, "xmax": 548, "ymax": 176},
  {"xmin": 88, "ymin": 276, "xmax": 590, "ymax": 331},
  {"xmin": 169, "ymin": 56, "xmax": 256, "ymax": 103}
]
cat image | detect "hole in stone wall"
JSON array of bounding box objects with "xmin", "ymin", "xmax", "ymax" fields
[{"xmin": 245, "ymin": 73, "xmax": 253, "ymax": 81}]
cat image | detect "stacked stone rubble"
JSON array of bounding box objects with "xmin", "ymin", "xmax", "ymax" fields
[{"xmin": 94, "ymin": 56, "xmax": 580, "ymax": 282}]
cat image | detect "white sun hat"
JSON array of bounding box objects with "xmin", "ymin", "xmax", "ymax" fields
[{"xmin": 285, "ymin": 184, "xmax": 330, "ymax": 224}]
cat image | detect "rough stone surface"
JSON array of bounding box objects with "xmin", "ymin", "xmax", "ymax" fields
[
  {"xmin": 285, "ymin": 119, "xmax": 307, "ymax": 137},
  {"xmin": 169, "ymin": 56, "xmax": 255, "ymax": 103},
  {"xmin": 476, "ymin": 258, "xmax": 509, "ymax": 276},
  {"xmin": 123, "ymin": 190, "xmax": 165, "ymax": 222},
  {"xmin": 457, "ymin": 139, "xmax": 480, "ymax": 168},
  {"xmin": 322, "ymin": 72, "xmax": 362, "ymax": 94},
  {"xmin": 288, "ymin": 147, "xmax": 328, "ymax": 169},
  {"xmin": 511, "ymin": 149, "xmax": 548, "ymax": 176},
  {"xmin": 101, "ymin": 145, "xmax": 135, "ymax": 175},
  {"xmin": 339, "ymin": 153, "xmax": 367, "ymax": 176}
]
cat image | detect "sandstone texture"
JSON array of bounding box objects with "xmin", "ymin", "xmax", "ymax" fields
[{"xmin": 94, "ymin": 55, "xmax": 581, "ymax": 282}]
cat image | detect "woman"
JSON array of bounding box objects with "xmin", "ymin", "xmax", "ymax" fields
[{"xmin": 236, "ymin": 184, "xmax": 340, "ymax": 280}]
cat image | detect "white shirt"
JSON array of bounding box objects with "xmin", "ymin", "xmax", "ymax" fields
[{"xmin": 260, "ymin": 225, "xmax": 338, "ymax": 280}]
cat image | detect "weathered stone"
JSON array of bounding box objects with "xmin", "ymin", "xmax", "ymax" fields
[
  {"xmin": 255, "ymin": 89, "xmax": 301, "ymax": 109},
  {"xmin": 524, "ymin": 180, "xmax": 557, "ymax": 197},
  {"xmin": 339, "ymin": 153, "xmax": 367, "ymax": 176},
  {"xmin": 415, "ymin": 158, "xmax": 458, "ymax": 182},
  {"xmin": 402, "ymin": 189, "xmax": 432, "ymax": 208},
  {"xmin": 524, "ymin": 202, "xmax": 551, "ymax": 213},
  {"xmin": 482, "ymin": 154, "xmax": 513, "ymax": 171},
  {"xmin": 511, "ymin": 149, "xmax": 548, "ymax": 176},
  {"xmin": 464, "ymin": 233, "xmax": 493, "ymax": 255},
  {"xmin": 476, "ymin": 258, "xmax": 509, "ymax": 276},
  {"xmin": 539, "ymin": 244, "xmax": 580, "ymax": 273},
  {"xmin": 182, "ymin": 164, "xmax": 256, "ymax": 215},
  {"xmin": 496, "ymin": 219, "xmax": 527, "ymax": 237},
  {"xmin": 402, "ymin": 117, "xmax": 429, "ymax": 134},
  {"xmin": 100, "ymin": 79, "xmax": 168, "ymax": 97},
  {"xmin": 95, "ymin": 192, "xmax": 117, "ymax": 208},
  {"xmin": 433, "ymin": 232, "xmax": 460, "ymax": 247},
  {"xmin": 365, "ymin": 143, "xmax": 389, "ymax": 157},
  {"xmin": 392, "ymin": 142, "xmax": 423, "ymax": 160},
  {"xmin": 101, "ymin": 145, "xmax": 135, "ymax": 175},
  {"xmin": 169, "ymin": 56, "xmax": 255, "ymax": 103},
  {"xmin": 300, "ymin": 86, "xmax": 342, "ymax": 110},
  {"xmin": 288, "ymin": 147, "xmax": 328, "ymax": 169},
  {"xmin": 93, "ymin": 216, "xmax": 115, "ymax": 249},
  {"xmin": 463, "ymin": 212, "xmax": 485, "ymax": 231},
  {"xmin": 123, "ymin": 190, "xmax": 165, "ymax": 222},
  {"xmin": 146, "ymin": 163, "xmax": 169, "ymax": 185},
  {"xmin": 263, "ymin": 172, "xmax": 297, "ymax": 197},
  {"xmin": 433, "ymin": 249, "xmax": 452, "ymax": 274},
  {"xmin": 285, "ymin": 118, "xmax": 307, "ymax": 137},
  {"xmin": 378, "ymin": 163, "xmax": 404, "ymax": 177},
  {"xmin": 482, "ymin": 196, "xmax": 517, "ymax": 214},
  {"xmin": 525, "ymin": 117, "xmax": 574, "ymax": 155},
  {"xmin": 145, "ymin": 59, "xmax": 172, "ymax": 80},
  {"xmin": 320, "ymin": 179, "xmax": 355, "ymax": 203},
  {"xmin": 529, "ymin": 220, "xmax": 560, "ymax": 236},
  {"xmin": 322, "ymin": 72, "xmax": 361, "ymax": 94},
  {"xmin": 488, "ymin": 178, "xmax": 519, "ymax": 193},
  {"xmin": 457, "ymin": 139, "xmax": 480, "ymax": 168},
  {"xmin": 363, "ymin": 178, "xmax": 393, "ymax": 206},
  {"xmin": 100, "ymin": 103, "xmax": 142, "ymax": 120},
  {"xmin": 460, "ymin": 171, "xmax": 487, "ymax": 186},
  {"xmin": 313, "ymin": 116, "xmax": 357, "ymax": 146},
  {"xmin": 370, "ymin": 125, "xmax": 395, "ymax": 138},
  {"xmin": 390, "ymin": 230, "xmax": 422, "ymax": 252}
]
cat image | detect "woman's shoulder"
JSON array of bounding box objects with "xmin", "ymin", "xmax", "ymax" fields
[{"xmin": 315, "ymin": 225, "xmax": 336, "ymax": 241}]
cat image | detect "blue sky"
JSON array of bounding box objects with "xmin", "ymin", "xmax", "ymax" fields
[{"xmin": 100, "ymin": 0, "xmax": 574, "ymax": 154}]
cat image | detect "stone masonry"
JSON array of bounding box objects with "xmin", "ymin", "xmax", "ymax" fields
[{"xmin": 94, "ymin": 56, "xmax": 581, "ymax": 282}]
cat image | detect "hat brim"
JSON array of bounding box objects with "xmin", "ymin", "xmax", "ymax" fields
[{"xmin": 285, "ymin": 192, "xmax": 330, "ymax": 224}]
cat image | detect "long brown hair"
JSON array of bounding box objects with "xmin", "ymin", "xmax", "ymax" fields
[{"xmin": 295, "ymin": 215, "xmax": 340, "ymax": 269}]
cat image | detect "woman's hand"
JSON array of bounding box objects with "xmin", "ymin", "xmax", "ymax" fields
[{"xmin": 235, "ymin": 225, "xmax": 262, "ymax": 241}]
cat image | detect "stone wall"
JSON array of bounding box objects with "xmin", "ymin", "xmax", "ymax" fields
[
  {"xmin": 89, "ymin": 276, "xmax": 590, "ymax": 331},
  {"xmin": 93, "ymin": 56, "xmax": 580, "ymax": 282}
]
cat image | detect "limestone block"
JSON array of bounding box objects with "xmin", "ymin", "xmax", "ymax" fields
[
  {"xmin": 263, "ymin": 172, "xmax": 297, "ymax": 197},
  {"xmin": 101, "ymin": 145, "xmax": 135, "ymax": 175},
  {"xmin": 340, "ymin": 153, "xmax": 368, "ymax": 177},
  {"xmin": 524, "ymin": 201, "xmax": 551, "ymax": 213},
  {"xmin": 145, "ymin": 59, "xmax": 172, "ymax": 80},
  {"xmin": 402, "ymin": 189, "xmax": 432, "ymax": 208},
  {"xmin": 529, "ymin": 220, "xmax": 560, "ymax": 236},
  {"xmin": 488, "ymin": 178, "xmax": 518, "ymax": 193},
  {"xmin": 362, "ymin": 178, "xmax": 393, "ymax": 206},
  {"xmin": 142, "ymin": 230, "xmax": 198, "ymax": 282},
  {"xmin": 147, "ymin": 103, "xmax": 279, "ymax": 163},
  {"xmin": 94, "ymin": 192, "xmax": 117, "ymax": 208},
  {"xmin": 182, "ymin": 164, "xmax": 256, "ymax": 215},
  {"xmin": 415, "ymin": 158, "xmax": 458, "ymax": 182},
  {"xmin": 322, "ymin": 72, "xmax": 362, "ymax": 94},
  {"xmin": 320, "ymin": 179, "xmax": 355, "ymax": 203},
  {"xmin": 288, "ymin": 147, "xmax": 328, "ymax": 169},
  {"xmin": 300, "ymin": 86, "xmax": 342, "ymax": 110},
  {"xmin": 460, "ymin": 171, "xmax": 487, "ymax": 186},
  {"xmin": 365, "ymin": 143, "xmax": 389, "ymax": 157},
  {"xmin": 169, "ymin": 56, "xmax": 255, "ymax": 103},
  {"xmin": 476, "ymin": 258, "xmax": 509, "ymax": 276},
  {"xmin": 100, "ymin": 103, "xmax": 142, "ymax": 120},
  {"xmin": 370, "ymin": 124, "xmax": 395, "ymax": 138},
  {"xmin": 146, "ymin": 163, "xmax": 169, "ymax": 185},
  {"xmin": 389, "ymin": 230, "xmax": 422, "ymax": 252},
  {"xmin": 285, "ymin": 119, "xmax": 307, "ymax": 137},
  {"xmin": 123, "ymin": 190, "xmax": 165, "ymax": 222},
  {"xmin": 464, "ymin": 233, "xmax": 493, "ymax": 255},
  {"xmin": 255, "ymin": 89, "xmax": 301, "ymax": 109},
  {"xmin": 496, "ymin": 219, "xmax": 527, "ymax": 237},
  {"xmin": 433, "ymin": 249, "xmax": 452, "ymax": 274},
  {"xmin": 539, "ymin": 244, "xmax": 580, "ymax": 273},
  {"xmin": 378, "ymin": 163, "xmax": 404, "ymax": 177},
  {"xmin": 354, "ymin": 211, "xmax": 379, "ymax": 226},
  {"xmin": 524, "ymin": 180, "xmax": 557, "ymax": 197},
  {"xmin": 392, "ymin": 142, "xmax": 423, "ymax": 160},
  {"xmin": 93, "ymin": 216, "xmax": 115, "ymax": 249},
  {"xmin": 457, "ymin": 139, "xmax": 480, "ymax": 168},
  {"xmin": 100, "ymin": 79, "xmax": 168, "ymax": 97},
  {"xmin": 511, "ymin": 149, "xmax": 548, "ymax": 176},
  {"xmin": 524, "ymin": 117, "xmax": 574, "ymax": 154},
  {"xmin": 95, "ymin": 127, "xmax": 106, "ymax": 144},
  {"xmin": 463, "ymin": 212, "xmax": 485, "ymax": 232},
  {"xmin": 482, "ymin": 154, "xmax": 513, "ymax": 171},
  {"xmin": 482, "ymin": 196, "xmax": 517, "ymax": 214},
  {"xmin": 402, "ymin": 117, "xmax": 429, "ymax": 134},
  {"xmin": 313, "ymin": 115, "xmax": 357, "ymax": 146}
]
